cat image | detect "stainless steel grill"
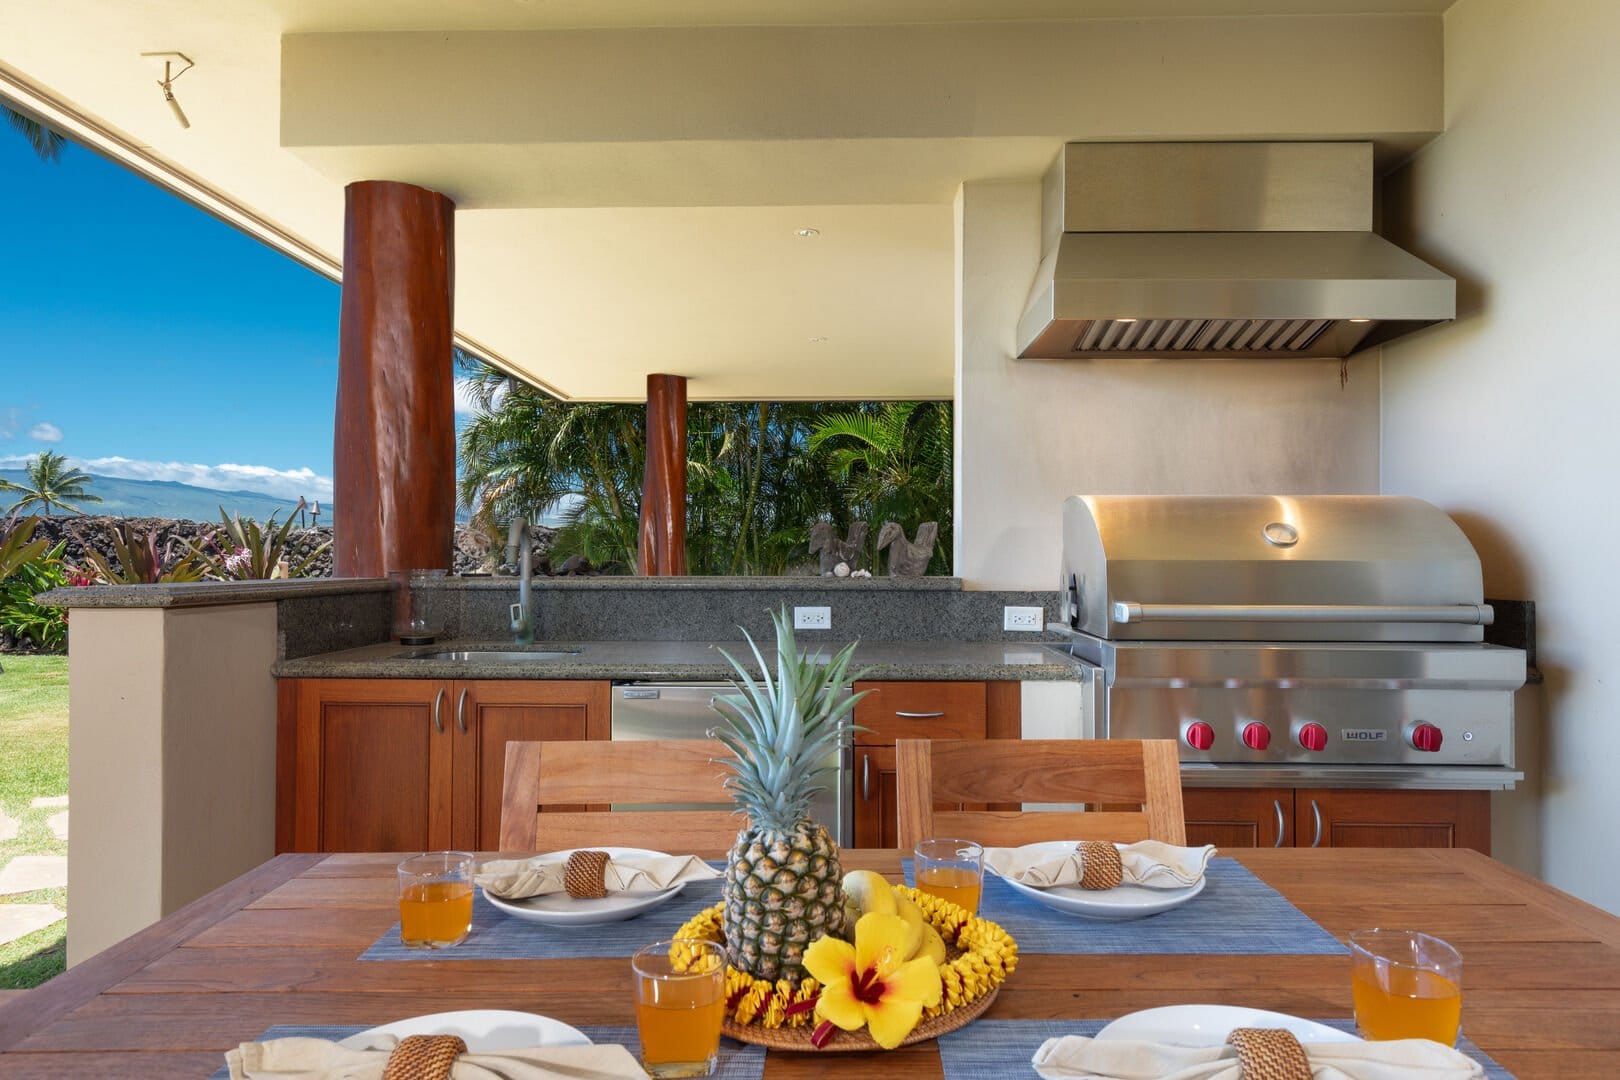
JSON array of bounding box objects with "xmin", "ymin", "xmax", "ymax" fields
[{"xmin": 1056, "ymin": 496, "xmax": 1526, "ymax": 789}]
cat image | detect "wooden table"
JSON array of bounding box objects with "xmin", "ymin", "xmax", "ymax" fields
[{"xmin": 2, "ymin": 849, "xmax": 1619, "ymax": 1078}]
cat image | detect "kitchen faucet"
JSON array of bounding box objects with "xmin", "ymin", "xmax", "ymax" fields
[{"xmin": 505, "ymin": 517, "xmax": 535, "ymax": 645}]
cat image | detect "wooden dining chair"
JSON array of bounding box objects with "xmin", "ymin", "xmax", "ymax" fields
[
  {"xmin": 894, "ymin": 738, "xmax": 1187, "ymax": 849},
  {"xmin": 498, "ymin": 739, "xmax": 742, "ymax": 858}
]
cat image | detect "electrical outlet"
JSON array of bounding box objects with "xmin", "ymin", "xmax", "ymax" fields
[
  {"xmin": 1003, "ymin": 605, "xmax": 1044, "ymax": 632},
  {"xmin": 793, "ymin": 606, "xmax": 832, "ymax": 630}
]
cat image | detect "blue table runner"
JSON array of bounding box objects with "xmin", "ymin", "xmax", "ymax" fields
[
  {"xmin": 210, "ymin": 1024, "xmax": 764, "ymax": 1080},
  {"xmin": 936, "ymin": 1018, "xmax": 1514, "ymax": 1079},
  {"xmin": 907, "ymin": 856, "xmax": 1347, "ymax": 956}
]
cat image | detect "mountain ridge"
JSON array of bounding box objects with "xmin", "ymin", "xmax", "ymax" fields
[{"xmin": 1, "ymin": 470, "xmax": 320, "ymax": 523}]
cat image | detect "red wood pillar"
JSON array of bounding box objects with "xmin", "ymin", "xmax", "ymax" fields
[
  {"xmin": 333, "ymin": 180, "xmax": 456, "ymax": 578},
  {"xmin": 639, "ymin": 373, "xmax": 688, "ymax": 575}
]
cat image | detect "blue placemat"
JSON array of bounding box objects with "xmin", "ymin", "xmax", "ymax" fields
[
  {"xmin": 937, "ymin": 1018, "xmax": 1514, "ymax": 1079},
  {"xmin": 361, "ymin": 873, "xmax": 726, "ymax": 961},
  {"xmin": 210, "ymin": 1023, "xmax": 764, "ymax": 1080},
  {"xmin": 906, "ymin": 857, "xmax": 1347, "ymax": 956}
]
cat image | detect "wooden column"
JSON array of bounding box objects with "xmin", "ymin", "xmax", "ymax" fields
[
  {"xmin": 639, "ymin": 373, "xmax": 688, "ymax": 575},
  {"xmin": 333, "ymin": 180, "xmax": 456, "ymax": 578}
]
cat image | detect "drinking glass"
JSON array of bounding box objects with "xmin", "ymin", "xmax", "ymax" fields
[
  {"xmin": 914, "ymin": 838, "xmax": 985, "ymax": 915},
  {"xmin": 632, "ymin": 939, "xmax": 727, "ymax": 1078},
  {"xmin": 1349, "ymin": 929, "xmax": 1463, "ymax": 1045},
  {"xmin": 397, "ymin": 851, "xmax": 474, "ymax": 949}
]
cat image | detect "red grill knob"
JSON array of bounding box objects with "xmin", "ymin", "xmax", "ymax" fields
[
  {"xmin": 1241, "ymin": 722, "xmax": 1272, "ymax": 751},
  {"xmin": 1184, "ymin": 721, "xmax": 1216, "ymax": 751},
  {"xmin": 1409, "ymin": 723, "xmax": 1444, "ymax": 753},
  {"xmin": 1298, "ymin": 722, "xmax": 1329, "ymax": 753}
]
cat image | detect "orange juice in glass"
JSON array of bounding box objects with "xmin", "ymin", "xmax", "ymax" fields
[
  {"xmin": 1350, "ymin": 929, "xmax": 1463, "ymax": 1045},
  {"xmin": 397, "ymin": 852, "xmax": 474, "ymax": 949},
  {"xmin": 915, "ymin": 839, "xmax": 984, "ymax": 915},
  {"xmin": 632, "ymin": 939, "xmax": 726, "ymax": 1078}
]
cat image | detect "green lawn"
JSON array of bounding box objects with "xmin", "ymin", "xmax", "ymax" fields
[{"xmin": 0, "ymin": 654, "xmax": 69, "ymax": 989}]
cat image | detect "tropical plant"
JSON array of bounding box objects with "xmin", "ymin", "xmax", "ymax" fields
[
  {"xmin": 82, "ymin": 524, "xmax": 211, "ymax": 585},
  {"xmin": 194, "ymin": 502, "xmax": 329, "ymax": 579},
  {"xmin": 3, "ymin": 103, "xmax": 66, "ymax": 162},
  {"xmin": 0, "ymin": 516, "xmax": 49, "ymax": 581},
  {"xmin": 0, "ymin": 541, "xmax": 70, "ymax": 651},
  {"xmin": 808, "ymin": 401, "xmax": 954, "ymax": 574},
  {"xmin": 712, "ymin": 608, "xmax": 869, "ymax": 983},
  {"xmin": 0, "ymin": 451, "xmax": 102, "ymax": 516}
]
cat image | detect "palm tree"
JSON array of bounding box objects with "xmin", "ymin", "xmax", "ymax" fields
[
  {"xmin": 1, "ymin": 451, "xmax": 102, "ymax": 516},
  {"xmin": 3, "ymin": 104, "xmax": 66, "ymax": 162}
]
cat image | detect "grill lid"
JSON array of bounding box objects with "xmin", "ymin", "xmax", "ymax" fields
[{"xmin": 1060, "ymin": 495, "xmax": 1490, "ymax": 643}]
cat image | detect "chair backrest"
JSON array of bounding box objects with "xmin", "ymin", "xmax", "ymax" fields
[
  {"xmin": 894, "ymin": 738, "xmax": 1187, "ymax": 849},
  {"xmin": 498, "ymin": 739, "xmax": 742, "ymax": 857}
]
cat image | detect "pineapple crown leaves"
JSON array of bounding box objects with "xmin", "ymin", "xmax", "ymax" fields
[{"xmin": 709, "ymin": 606, "xmax": 872, "ymax": 832}]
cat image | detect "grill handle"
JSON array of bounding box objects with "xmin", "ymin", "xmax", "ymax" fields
[{"xmin": 1112, "ymin": 601, "xmax": 1494, "ymax": 626}]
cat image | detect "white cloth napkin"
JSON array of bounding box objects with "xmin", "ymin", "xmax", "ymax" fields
[
  {"xmin": 226, "ymin": 1035, "xmax": 649, "ymax": 1079},
  {"xmin": 1032, "ymin": 1034, "xmax": 1485, "ymax": 1080},
  {"xmin": 983, "ymin": 841, "xmax": 1215, "ymax": 890},
  {"xmin": 474, "ymin": 852, "xmax": 719, "ymax": 900}
]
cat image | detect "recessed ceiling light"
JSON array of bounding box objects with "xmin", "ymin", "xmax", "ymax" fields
[
  {"xmin": 1349, "ymin": 318, "xmax": 1372, "ymax": 324},
  {"xmin": 809, "ymin": 336, "xmax": 829, "ymax": 343},
  {"xmin": 1115, "ymin": 317, "xmax": 1138, "ymax": 324},
  {"xmin": 795, "ymin": 228, "xmax": 821, "ymax": 238}
]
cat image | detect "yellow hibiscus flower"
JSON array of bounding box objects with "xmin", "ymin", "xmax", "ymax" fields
[{"xmin": 802, "ymin": 911, "xmax": 944, "ymax": 1049}]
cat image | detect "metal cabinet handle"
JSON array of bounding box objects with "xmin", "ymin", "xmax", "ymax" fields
[
  {"xmin": 862, "ymin": 754, "xmax": 871, "ymax": 801},
  {"xmin": 1272, "ymin": 799, "xmax": 1285, "ymax": 848},
  {"xmin": 431, "ymin": 687, "xmax": 445, "ymax": 734},
  {"xmin": 455, "ymin": 688, "xmax": 469, "ymax": 734},
  {"xmin": 895, "ymin": 710, "xmax": 945, "ymax": 719},
  {"xmin": 1310, "ymin": 798, "xmax": 1324, "ymax": 848},
  {"xmin": 1113, "ymin": 601, "xmax": 1494, "ymax": 626}
]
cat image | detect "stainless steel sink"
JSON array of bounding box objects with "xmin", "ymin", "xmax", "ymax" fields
[{"xmin": 397, "ymin": 649, "xmax": 582, "ymax": 662}]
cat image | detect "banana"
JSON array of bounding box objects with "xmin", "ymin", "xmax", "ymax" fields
[
  {"xmin": 892, "ymin": 890, "xmax": 927, "ymax": 960},
  {"xmin": 841, "ymin": 869, "xmax": 897, "ymax": 918},
  {"xmin": 916, "ymin": 923, "xmax": 947, "ymax": 967}
]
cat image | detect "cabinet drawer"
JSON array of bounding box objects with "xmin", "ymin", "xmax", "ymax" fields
[{"xmin": 853, "ymin": 681, "xmax": 987, "ymax": 742}]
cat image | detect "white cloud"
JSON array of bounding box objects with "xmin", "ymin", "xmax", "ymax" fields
[
  {"xmin": 27, "ymin": 422, "xmax": 63, "ymax": 443},
  {"xmin": 454, "ymin": 376, "xmax": 508, "ymax": 416},
  {"xmin": 0, "ymin": 454, "xmax": 333, "ymax": 502}
]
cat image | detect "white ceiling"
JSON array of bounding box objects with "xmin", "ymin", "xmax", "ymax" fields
[{"xmin": 0, "ymin": 1, "xmax": 1448, "ymax": 401}]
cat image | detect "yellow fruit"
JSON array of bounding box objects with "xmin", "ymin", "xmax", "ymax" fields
[
  {"xmin": 892, "ymin": 890, "xmax": 927, "ymax": 960},
  {"xmin": 916, "ymin": 924, "xmax": 947, "ymax": 966},
  {"xmin": 842, "ymin": 870, "xmax": 897, "ymax": 918}
]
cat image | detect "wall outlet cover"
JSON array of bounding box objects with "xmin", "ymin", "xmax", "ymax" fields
[
  {"xmin": 793, "ymin": 606, "xmax": 832, "ymax": 630},
  {"xmin": 1003, "ymin": 605, "xmax": 1044, "ymax": 632}
]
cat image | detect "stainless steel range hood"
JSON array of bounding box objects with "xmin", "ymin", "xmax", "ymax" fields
[{"xmin": 1017, "ymin": 142, "xmax": 1456, "ymax": 360}]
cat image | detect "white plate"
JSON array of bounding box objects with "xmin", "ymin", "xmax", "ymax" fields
[
  {"xmin": 481, "ymin": 846, "xmax": 687, "ymax": 926},
  {"xmin": 1098, "ymin": 1005, "xmax": 1360, "ymax": 1046},
  {"xmin": 339, "ymin": 1010, "xmax": 591, "ymax": 1052},
  {"xmin": 991, "ymin": 840, "xmax": 1206, "ymax": 920}
]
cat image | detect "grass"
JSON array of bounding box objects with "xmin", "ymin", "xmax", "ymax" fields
[{"xmin": 0, "ymin": 654, "xmax": 69, "ymax": 989}]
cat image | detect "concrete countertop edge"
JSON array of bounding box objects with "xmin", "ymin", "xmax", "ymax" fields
[{"xmin": 38, "ymin": 579, "xmax": 392, "ymax": 608}]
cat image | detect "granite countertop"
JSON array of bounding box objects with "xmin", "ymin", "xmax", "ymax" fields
[{"xmin": 272, "ymin": 638, "xmax": 1088, "ymax": 682}]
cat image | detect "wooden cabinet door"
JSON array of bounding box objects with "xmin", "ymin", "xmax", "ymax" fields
[
  {"xmin": 1296, "ymin": 789, "xmax": 1491, "ymax": 853},
  {"xmin": 287, "ymin": 679, "xmax": 453, "ymax": 853},
  {"xmin": 853, "ymin": 681, "xmax": 988, "ymax": 741},
  {"xmin": 853, "ymin": 745, "xmax": 899, "ymax": 849},
  {"xmin": 1182, "ymin": 788, "xmax": 1292, "ymax": 849},
  {"xmin": 452, "ymin": 680, "xmax": 611, "ymax": 850}
]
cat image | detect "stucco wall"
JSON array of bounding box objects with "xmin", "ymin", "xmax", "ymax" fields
[
  {"xmin": 66, "ymin": 603, "xmax": 279, "ymax": 965},
  {"xmin": 952, "ymin": 180, "xmax": 1382, "ymax": 590},
  {"xmin": 1382, "ymin": 0, "xmax": 1620, "ymax": 912}
]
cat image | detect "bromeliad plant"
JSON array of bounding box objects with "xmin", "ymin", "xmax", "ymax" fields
[
  {"xmin": 83, "ymin": 524, "xmax": 212, "ymax": 585},
  {"xmin": 195, "ymin": 501, "xmax": 329, "ymax": 580}
]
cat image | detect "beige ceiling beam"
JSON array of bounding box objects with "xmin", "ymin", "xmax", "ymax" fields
[{"xmin": 280, "ymin": 15, "xmax": 1442, "ymax": 209}]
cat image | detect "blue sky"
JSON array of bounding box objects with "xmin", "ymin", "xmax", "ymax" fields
[{"xmin": 0, "ymin": 125, "xmax": 342, "ymax": 501}]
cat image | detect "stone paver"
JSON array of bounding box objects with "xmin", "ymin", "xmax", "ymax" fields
[
  {"xmin": 0, "ymin": 808, "xmax": 17, "ymax": 843},
  {"xmin": 0, "ymin": 855, "xmax": 68, "ymax": 896},
  {"xmin": 0, "ymin": 904, "xmax": 64, "ymax": 946},
  {"xmin": 46, "ymin": 811, "xmax": 67, "ymax": 841},
  {"xmin": 29, "ymin": 796, "xmax": 68, "ymax": 810}
]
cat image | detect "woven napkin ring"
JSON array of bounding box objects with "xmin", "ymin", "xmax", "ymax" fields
[
  {"xmin": 1077, "ymin": 840, "xmax": 1124, "ymax": 890},
  {"xmin": 383, "ymin": 1034, "xmax": 468, "ymax": 1080},
  {"xmin": 1226, "ymin": 1027, "xmax": 1313, "ymax": 1080},
  {"xmin": 564, "ymin": 849, "xmax": 612, "ymax": 899}
]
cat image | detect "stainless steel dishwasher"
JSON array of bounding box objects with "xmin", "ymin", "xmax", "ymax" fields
[{"xmin": 610, "ymin": 682, "xmax": 852, "ymax": 846}]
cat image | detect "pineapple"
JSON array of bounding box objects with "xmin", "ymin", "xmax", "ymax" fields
[{"xmin": 711, "ymin": 607, "xmax": 868, "ymax": 984}]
